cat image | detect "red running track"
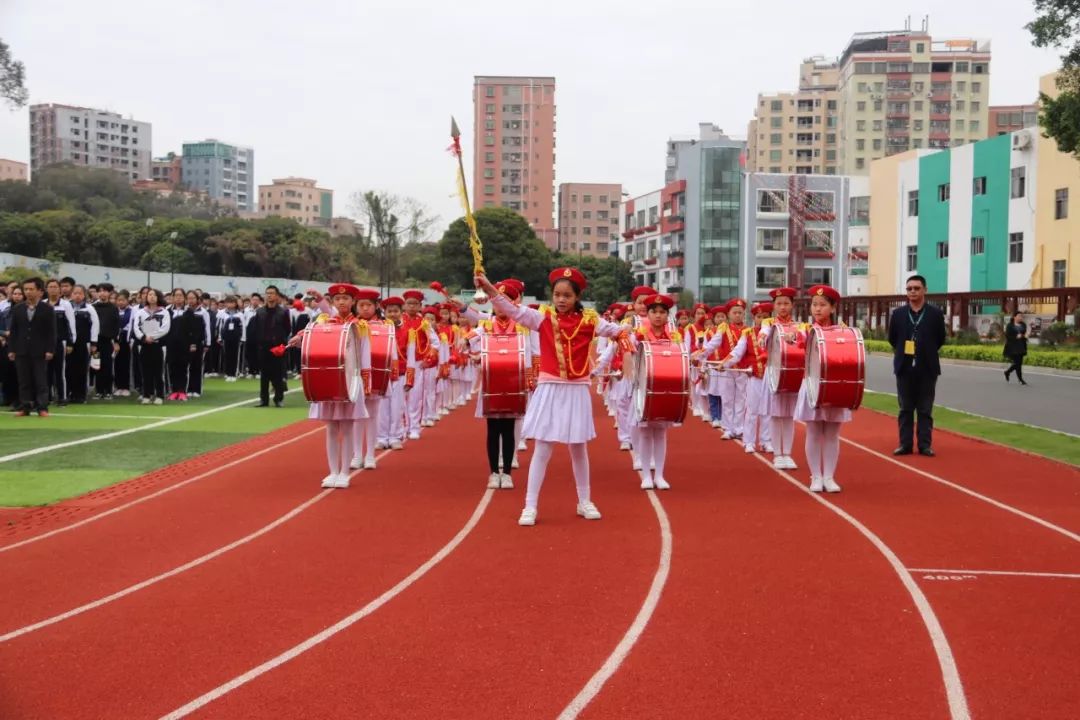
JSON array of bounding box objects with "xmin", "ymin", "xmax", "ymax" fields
[{"xmin": 0, "ymin": 400, "xmax": 1076, "ymax": 719}]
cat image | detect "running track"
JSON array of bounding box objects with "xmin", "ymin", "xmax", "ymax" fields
[{"xmin": 0, "ymin": 399, "xmax": 1076, "ymax": 719}]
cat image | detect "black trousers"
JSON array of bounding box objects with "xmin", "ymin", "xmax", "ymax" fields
[
  {"xmin": 66, "ymin": 341, "xmax": 90, "ymax": 401},
  {"xmin": 223, "ymin": 337, "xmax": 242, "ymax": 377},
  {"xmin": 167, "ymin": 346, "xmax": 189, "ymax": 394},
  {"xmin": 115, "ymin": 341, "xmax": 131, "ymax": 391},
  {"xmin": 48, "ymin": 342, "xmax": 67, "ymax": 403},
  {"xmin": 209, "ymin": 341, "xmax": 222, "ymax": 375},
  {"xmin": 246, "ymin": 341, "xmax": 262, "ymax": 376},
  {"xmin": 1005, "ymin": 353, "xmax": 1025, "ymax": 381},
  {"xmin": 131, "ymin": 342, "xmax": 142, "ymax": 392},
  {"xmin": 896, "ymin": 371, "xmax": 937, "ymax": 451},
  {"xmin": 0, "ymin": 350, "xmax": 19, "ymax": 407},
  {"xmin": 95, "ymin": 337, "xmax": 115, "ymax": 396},
  {"xmin": 187, "ymin": 345, "xmax": 205, "ymax": 394},
  {"xmin": 486, "ymin": 418, "xmax": 517, "ymax": 474},
  {"xmin": 14, "ymin": 354, "xmax": 49, "ymax": 411},
  {"xmin": 141, "ymin": 343, "xmax": 165, "ymax": 399},
  {"xmin": 259, "ymin": 348, "xmax": 287, "ymax": 403}
]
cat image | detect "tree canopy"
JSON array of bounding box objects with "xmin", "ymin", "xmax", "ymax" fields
[
  {"xmin": 0, "ymin": 39, "xmax": 27, "ymax": 109},
  {"xmin": 1028, "ymin": 0, "xmax": 1080, "ymax": 158}
]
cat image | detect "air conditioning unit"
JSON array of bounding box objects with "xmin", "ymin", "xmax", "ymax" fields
[{"xmin": 1012, "ymin": 130, "xmax": 1032, "ymax": 151}]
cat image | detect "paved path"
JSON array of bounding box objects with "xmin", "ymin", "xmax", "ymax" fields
[{"xmin": 865, "ymin": 354, "xmax": 1080, "ymax": 436}]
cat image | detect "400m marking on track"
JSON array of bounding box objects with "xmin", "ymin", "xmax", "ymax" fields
[{"xmin": 922, "ymin": 575, "xmax": 978, "ymax": 582}]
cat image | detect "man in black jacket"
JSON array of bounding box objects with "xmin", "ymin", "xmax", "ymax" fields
[
  {"xmin": 7, "ymin": 278, "xmax": 58, "ymax": 417},
  {"xmin": 253, "ymin": 285, "xmax": 292, "ymax": 407},
  {"xmin": 888, "ymin": 275, "xmax": 948, "ymax": 456},
  {"xmin": 94, "ymin": 283, "xmax": 121, "ymax": 399}
]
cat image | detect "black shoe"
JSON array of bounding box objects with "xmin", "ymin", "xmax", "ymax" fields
[
  {"xmin": 893, "ymin": 446, "xmax": 913, "ymax": 456},
  {"xmin": 1019, "ymin": 379, "xmax": 1028, "ymax": 386},
  {"xmin": 256, "ymin": 401, "xmax": 269, "ymax": 407},
  {"xmin": 919, "ymin": 447, "xmax": 935, "ymax": 457},
  {"xmin": 1004, "ymin": 370, "xmax": 1010, "ymax": 382},
  {"xmin": 273, "ymin": 400, "xmax": 283, "ymax": 408}
]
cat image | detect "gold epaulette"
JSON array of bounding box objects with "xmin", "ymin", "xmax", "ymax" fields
[
  {"xmin": 671, "ymin": 329, "xmax": 682, "ymax": 343},
  {"xmin": 742, "ymin": 326, "xmax": 754, "ymax": 337},
  {"xmin": 761, "ymin": 318, "xmax": 774, "ymax": 329},
  {"xmin": 353, "ymin": 319, "xmax": 369, "ymax": 337},
  {"xmin": 583, "ymin": 308, "xmax": 599, "ymax": 325}
]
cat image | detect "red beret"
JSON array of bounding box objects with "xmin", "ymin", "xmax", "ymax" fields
[
  {"xmin": 292, "ymin": 299, "xmax": 305, "ymax": 311},
  {"xmin": 494, "ymin": 279, "xmax": 522, "ymax": 300},
  {"xmin": 808, "ymin": 285, "xmax": 841, "ymax": 303},
  {"xmin": 751, "ymin": 302, "xmax": 774, "ymax": 315},
  {"xmin": 548, "ymin": 266, "xmax": 587, "ymax": 291},
  {"xmin": 692, "ymin": 303, "xmax": 709, "ymax": 313},
  {"xmin": 327, "ymin": 283, "xmax": 361, "ymax": 299},
  {"xmin": 402, "ymin": 289, "xmax": 425, "ymax": 302},
  {"xmin": 608, "ymin": 303, "xmax": 625, "ymax": 315},
  {"xmin": 769, "ymin": 287, "xmax": 797, "ymax": 300},
  {"xmin": 631, "ymin": 285, "xmax": 657, "ymax": 300},
  {"xmin": 727, "ymin": 298, "xmax": 747, "ymax": 310},
  {"xmin": 422, "ymin": 305, "xmax": 440, "ymax": 315},
  {"xmin": 710, "ymin": 305, "xmax": 727, "ymax": 315},
  {"xmin": 643, "ymin": 294, "xmax": 674, "ymax": 310},
  {"xmin": 676, "ymin": 308, "xmax": 690, "ymax": 318},
  {"xmin": 354, "ymin": 288, "xmax": 380, "ymax": 303},
  {"xmin": 528, "ymin": 303, "xmax": 540, "ymax": 310}
]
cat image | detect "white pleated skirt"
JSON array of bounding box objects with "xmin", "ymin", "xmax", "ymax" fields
[
  {"xmin": 521, "ymin": 380, "xmax": 595, "ymax": 444},
  {"xmin": 309, "ymin": 397, "xmax": 369, "ymax": 421},
  {"xmin": 794, "ymin": 380, "xmax": 852, "ymax": 423}
]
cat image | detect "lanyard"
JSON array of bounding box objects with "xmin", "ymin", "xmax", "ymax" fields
[{"xmin": 908, "ymin": 307, "xmax": 925, "ymax": 338}]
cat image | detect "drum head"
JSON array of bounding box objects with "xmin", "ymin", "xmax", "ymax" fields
[
  {"xmin": 344, "ymin": 326, "xmax": 360, "ymax": 402},
  {"xmin": 765, "ymin": 329, "xmax": 781, "ymax": 394},
  {"xmin": 632, "ymin": 344, "xmax": 647, "ymax": 424},
  {"xmin": 805, "ymin": 327, "xmax": 822, "ymax": 408}
]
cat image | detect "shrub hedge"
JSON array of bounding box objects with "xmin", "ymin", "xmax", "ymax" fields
[{"xmin": 863, "ymin": 339, "xmax": 1080, "ymax": 370}]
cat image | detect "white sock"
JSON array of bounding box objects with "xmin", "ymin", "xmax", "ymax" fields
[
  {"xmin": 340, "ymin": 421, "xmax": 355, "ymax": 476},
  {"xmin": 636, "ymin": 428, "xmax": 653, "ymax": 480},
  {"xmin": 525, "ymin": 440, "xmax": 554, "ymax": 510},
  {"xmin": 365, "ymin": 417, "xmax": 377, "ymax": 460},
  {"xmin": 325, "ymin": 422, "xmax": 341, "ymax": 477},
  {"xmin": 804, "ymin": 421, "xmax": 825, "ymax": 478},
  {"xmin": 568, "ymin": 442, "xmax": 590, "ymax": 503},
  {"xmin": 822, "ymin": 422, "xmax": 841, "ymax": 479},
  {"xmin": 652, "ymin": 427, "xmax": 668, "ymax": 478}
]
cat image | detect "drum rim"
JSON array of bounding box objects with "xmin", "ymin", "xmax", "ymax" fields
[{"xmin": 479, "ymin": 332, "xmax": 527, "ymax": 416}]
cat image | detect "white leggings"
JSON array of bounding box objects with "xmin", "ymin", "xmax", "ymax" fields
[
  {"xmin": 804, "ymin": 420, "xmax": 841, "ymax": 479},
  {"xmin": 525, "ymin": 440, "xmax": 590, "ymax": 510},
  {"xmin": 325, "ymin": 420, "xmax": 355, "ymax": 477},
  {"xmin": 635, "ymin": 425, "xmax": 668, "ymax": 480},
  {"xmin": 771, "ymin": 417, "xmax": 796, "ymax": 456},
  {"xmin": 351, "ymin": 415, "xmax": 377, "ymax": 461}
]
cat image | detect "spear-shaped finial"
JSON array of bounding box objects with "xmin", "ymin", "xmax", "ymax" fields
[{"xmin": 450, "ymin": 116, "xmax": 461, "ymax": 140}]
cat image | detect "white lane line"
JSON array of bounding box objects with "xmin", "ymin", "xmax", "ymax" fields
[
  {"xmin": 20, "ymin": 413, "xmax": 174, "ymax": 420},
  {"xmin": 0, "ymin": 389, "xmax": 301, "ymax": 465},
  {"xmin": 158, "ymin": 487, "xmax": 496, "ymax": 719},
  {"xmin": 557, "ymin": 490, "xmax": 672, "ymax": 720},
  {"xmin": 910, "ymin": 568, "xmax": 1080, "ymax": 580},
  {"xmin": 838, "ymin": 435, "xmax": 1080, "ymax": 545},
  {"xmin": 752, "ymin": 452, "xmax": 971, "ymax": 720},
  {"xmin": 0, "ymin": 426, "xmax": 324, "ymax": 555}
]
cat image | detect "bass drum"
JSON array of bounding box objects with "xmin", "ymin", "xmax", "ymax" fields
[
  {"xmin": 766, "ymin": 323, "xmax": 805, "ymax": 394},
  {"xmin": 480, "ymin": 332, "xmax": 528, "ymax": 417},
  {"xmin": 632, "ymin": 339, "xmax": 690, "ymax": 424},
  {"xmin": 366, "ymin": 321, "xmax": 396, "ymax": 397},
  {"xmin": 805, "ymin": 326, "xmax": 865, "ymax": 410},
  {"xmin": 301, "ymin": 322, "xmax": 361, "ymax": 402}
]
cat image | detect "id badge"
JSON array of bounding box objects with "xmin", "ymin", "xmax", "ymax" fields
[{"xmin": 904, "ymin": 339, "xmax": 916, "ymax": 356}]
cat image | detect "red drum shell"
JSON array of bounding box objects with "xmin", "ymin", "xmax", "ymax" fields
[
  {"xmin": 366, "ymin": 322, "xmax": 396, "ymax": 397},
  {"xmin": 633, "ymin": 340, "xmax": 690, "ymax": 424},
  {"xmin": 480, "ymin": 333, "xmax": 528, "ymax": 417},
  {"xmin": 301, "ymin": 322, "xmax": 361, "ymax": 402},
  {"xmin": 806, "ymin": 326, "xmax": 865, "ymax": 410},
  {"xmin": 766, "ymin": 324, "xmax": 805, "ymax": 394}
]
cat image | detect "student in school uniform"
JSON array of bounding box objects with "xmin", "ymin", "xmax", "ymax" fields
[
  {"xmin": 114, "ymin": 290, "xmax": 133, "ymax": 397},
  {"xmin": 699, "ymin": 303, "xmax": 729, "ymax": 429},
  {"xmin": 685, "ymin": 303, "xmax": 710, "ymax": 421},
  {"xmin": 185, "ymin": 290, "xmax": 212, "ymax": 398},
  {"xmin": 795, "ymin": 285, "xmax": 852, "ymax": 493},
  {"xmin": 350, "ymin": 287, "xmax": 386, "ymax": 470},
  {"xmin": 400, "ymin": 289, "xmax": 439, "ymax": 439},
  {"xmin": 165, "ymin": 290, "xmax": 193, "ymax": 400},
  {"xmin": 709, "ymin": 302, "xmax": 774, "ymax": 454},
  {"xmin": 716, "ymin": 298, "xmax": 750, "ymax": 440},
  {"xmin": 474, "ymin": 267, "xmax": 631, "ymax": 526},
  {"xmin": 243, "ymin": 293, "xmax": 263, "ymax": 378},
  {"xmin": 132, "ymin": 289, "xmax": 170, "ymax": 404},
  {"xmin": 218, "ymin": 295, "xmax": 246, "ymax": 382},
  {"xmin": 66, "ymin": 284, "xmax": 99, "ymax": 404},
  {"xmin": 287, "ymin": 284, "xmax": 371, "ymax": 488},
  {"xmin": 44, "ymin": 279, "xmax": 76, "ymax": 406},
  {"xmin": 761, "ymin": 287, "xmax": 803, "ymax": 471},
  {"xmin": 376, "ymin": 296, "xmax": 409, "ymax": 450},
  {"xmin": 92, "ymin": 283, "xmax": 120, "ymax": 399}
]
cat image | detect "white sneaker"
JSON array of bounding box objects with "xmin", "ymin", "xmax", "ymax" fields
[
  {"xmin": 511, "ymin": 456, "xmax": 519, "ymax": 469},
  {"xmin": 375, "ymin": 441, "xmax": 388, "ymax": 450},
  {"xmin": 744, "ymin": 444, "xmax": 756, "ymax": 454},
  {"xmin": 517, "ymin": 440, "xmax": 527, "ymax": 451},
  {"xmin": 607, "ymin": 408, "xmax": 616, "ymax": 417},
  {"xmin": 518, "ymin": 507, "xmax": 537, "ymax": 526},
  {"xmin": 823, "ymin": 477, "xmax": 842, "ymax": 493},
  {"xmin": 577, "ymin": 502, "xmax": 602, "ymax": 520},
  {"xmin": 809, "ymin": 476, "xmax": 824, "ymax": 492},
  {"xmin": 153, "ymin": 398, "xmax": 163, "ymax": 405},
  {"xmin": 141, "ymin": 398, "xmax": 151, "ymax": 405},
  {"xmin": 632, "ymin": 455, "xmax": 642, "ymax": 471},
  {"xmin": 226, "ymin": 376, "xmax": 237, "ymax": 383},
  {"xmin": 188, "ymin": 392, "xmax": 200, "ymax": 398},
  {"xmin": 721, "ymin": 432, "xmax": 733, "ymax": 440},
  {"xmin": 321, "ymin": 474, "xmax": 338, "ymax": 489},
  {"xmin": 439, "ymin": 408, "xmax": 449, "ymax": 416},
  {"xmin": 782, "ymin": 456, "xmax": 798, "ymax": 470},
  {"xmin": 763, "ymin": 444, "xmax": 775, "ymax": 454},
  {"xmin": 335, "ymin": 473, "xmax": 351, "ymax": 489},
  {"xmin": 390, "ymin": 440, "xmax": 404, "ymax": 450},
  {"xmin": 350, "ymin": 457, "xmax": 363, "ymax": 469},
  {"xmin": 499, "ymin": 473, "xmax": 514, "ymax": 489},
  {"xmin": 364, "ymin": 457, "xmax": 377, "ymax": 470},
  {"xmin": 619, "ymin": 441, "xmax": 631, "ymax": 451},
  {"xmin": 640, "ymin": 476, "xmax": 655, "ymax": 490},
  {"xmin": 654, "ymin": 477, "xmax": 671, "ymax": 490},
  {"xmin": 408, "ymin": 432, "xmax": 420, "ymax": 440},
  {"xmin": 487, "ymin": 473, "xmax": 501, "ymax": 489},
  {"xmin": 711, "ymin": 420, "xmax": 722, "ymax": 428}
]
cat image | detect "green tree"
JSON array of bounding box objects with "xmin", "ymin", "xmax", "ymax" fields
[
  {"xmin": 551, "ymin": 251, "xmax": 635, "ymax": 308},
  {"xmin": 0, "ymin": 266, "xmax": 41, "ymax": 284},
  {"xmin": 1028, "ymin": 0, "xmax": 1080, "ymax": 157},
  {"xmin": 401, "ymin": 240, "xmax": 443, "ymax": 284},
  {"xmin": 438, "ymin": 208, "xmax": 553, "ymax": 296},
  {"xmin": 140, "ymin": 241, "xmax": 197, "ymax": 273},
  {"xmin": 0, "ymin": 213, "xmax": 59, "ymax": 257},
  {"xmin": 0, "ymin": 39, "xmax": 27, "ymax": 109}
]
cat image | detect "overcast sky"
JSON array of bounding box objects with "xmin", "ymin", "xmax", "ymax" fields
[{"xmin": 0, "ymin": 0, "xmax": 1063, "ymax": 237}]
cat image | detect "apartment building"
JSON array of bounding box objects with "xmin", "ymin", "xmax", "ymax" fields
[
  {"xmin": 556, "ymin": 182, "xmax": 621, "ymax": 257},
  {"xmin": 259, "ymin": 177, "xmax": 333, "ymax": 227},
  {"xmin": 0, "ymin": 159, "xmax": 28, "ymax": 182},
  {"xmin": 29, "ymin": 103, "xmax": 151, "ymax": 181},
  {"xmin": 181, "ymin": 140, "xmax": 255, "ymax": 211},
  {"xmin": 988, "ymin": 104, "xmax": 1039, "ymax": 137}
]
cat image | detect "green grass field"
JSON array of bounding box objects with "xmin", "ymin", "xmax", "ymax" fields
[
  {"xmin": 860, "ymin": 391, "xmax": 1080, "ymax": 467},
  {"xmin": 0, "ymin": 378, "xmax": 309, "ymax": 507}
]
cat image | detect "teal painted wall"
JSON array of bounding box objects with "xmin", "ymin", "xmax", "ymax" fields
[
  {"xmin": 970, "ymin": 134, "xmax": 1011, "ymax": 291},
  {"xmin": 319, "ymin": 192, "xmax": 332, "ymax": 220},
  {"xmin": 918, "ymin": 152, "xmax": 950, "ymax": 292}
]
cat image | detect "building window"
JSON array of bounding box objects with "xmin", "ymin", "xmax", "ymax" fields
[
  {"xmin": 972, "ymin": 82, "xmax": 982, "ymax": 93},
  {"xmin": 1009, "ymin": 232, "xmax": 1024, "ymax": 263},
  {"xmin": 583, "ymin": 227, "xmax": 591, "ymax": 236},
  {"xmin": 855, "ymin": 158, "xmax": 865, "ymax": 170},
  {"xmin": 770, "ymin": 100, "xmax": 783, "ymax": 112},
  {"xmin": 770, "ymin": 133, "xmax": 782, "ymax": 144},
  {"xmin": 769, "ymin": 149, "xmax": 782, "ymax": 161},
  {"xmin": 803, "ymin": 268, "xmax": 832, "ymax": 289},
  {"xmin": 804, "ymin": 229, "xmax": 833, "ymax": 252},
  {"xmin": 849, "ymin": 195, "xmax": 870, "ymax": 224},
  {"xmin": 1053, "ymin": 260, "xmax": 1067, "ymax": 288},
  {"xmin": 757, "ymin": 189, "xmax": 787, "ymax": 213},
  {"xmin": 872, "ymin": 139, "xmax": 883, "ymax": 151},
  {"xmin": 1055, "ymin": 188, "xmax": 1069, "ymax": 219},
  {"xmin": 806, "ymin": 191, "xmax": 834, "ymax": 213},
  {"xmin": 856, "ymin": 139, "xmax": 865, "ymax": 151},
  {"xmin": 599, "ymin": 195, "xmax": 608, "ymax": 204},
  {"xmin": 583, "ymin": 194, "xmax": 592, "ymax": 203},
  {"xmin": 971, "ymin": 236, "xmax": 985, "ymax": 255},
  {"xmin": 936, "ymin": 241, "xmax": 949, "ymax": 259},
  {"xmin": 756, "ymin": 228, "xmax": 787, "ymax": 252},
  {"xmin": 770, "ymin": 117, "xmax": 782, "ymax": 128},
  {"xmin": 916, "ymin": 42, "xmax": 925, "ymax": 53},
  {"xmin": 582, "ymin": 210, "xmax": 592, "ymax": 219},
  {"xmin": 485, "ymin": 152, "xmax": 495, "ymax": 162},
  {"xmin": 483, "ymin": 169, "xmax": 494, "ymax": 178},
  {"xmin": 484, "ymin": 184, "xmax": 494, "ymax": 195},
  {"xmin": 856, "ymin": 120, "xmax": 866, "ymax": 131},
  {"xmin": 485, "ymin": 103, "xmax": 495, "ymax": 113},
  {"xmin": 756, "ymin": 266, "xmax": 787, "ymax": 289},
  {"xmin": 485, "ymin": 86, "xmax": 495, "ymax": 97},
  {"xmin": 857, "ymin": 101, "xmax": 866, "ymax": 112},
  {"xmin": 973, "ymin": 176, "xmax": 987, "ymax": 195},
  {"xmin": 906, "ymin": 245, "xmax": 918, "ymax": 272},
  {"xmin": 938, "ymin": 183, "xmax": 950, "ymax": 202}
]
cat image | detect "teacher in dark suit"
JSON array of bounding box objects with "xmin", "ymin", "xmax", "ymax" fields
[
  {"xmin": 1003, "ymin": 312, "xmax": 1028, "ymax": 385},
  {"xmin": 6, "ymin": 277, "xmax": 58, "ymax": 417},
  {"xmin": 888, "ymin": 275, "xmax": 947, "ymax": 457},
  {"xmin": 251, "ymin": 285, "xmax": 292, "ymax": 407}
]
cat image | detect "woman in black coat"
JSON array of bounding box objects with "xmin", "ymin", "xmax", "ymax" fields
[{"xmin": 1003, "ymin": 312, "xmax": 1028, "ymax": 385}]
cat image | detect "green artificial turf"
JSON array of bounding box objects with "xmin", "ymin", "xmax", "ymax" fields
[
  {"xmin": 0, "ymin": 378, "xmax": 310, "ymax": 506},
  {"xmin": 861, "ymin": 391, "xmax": 1080, "ymax": 467}
]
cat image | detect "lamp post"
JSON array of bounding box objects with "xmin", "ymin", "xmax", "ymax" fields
[
  {"xmin": 169, "ymin": 230, "xmax": 179, "ymax": 289},
  {"xmin": 144, "ymin": 218, "xmax": 154, "ymax": 287}
]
